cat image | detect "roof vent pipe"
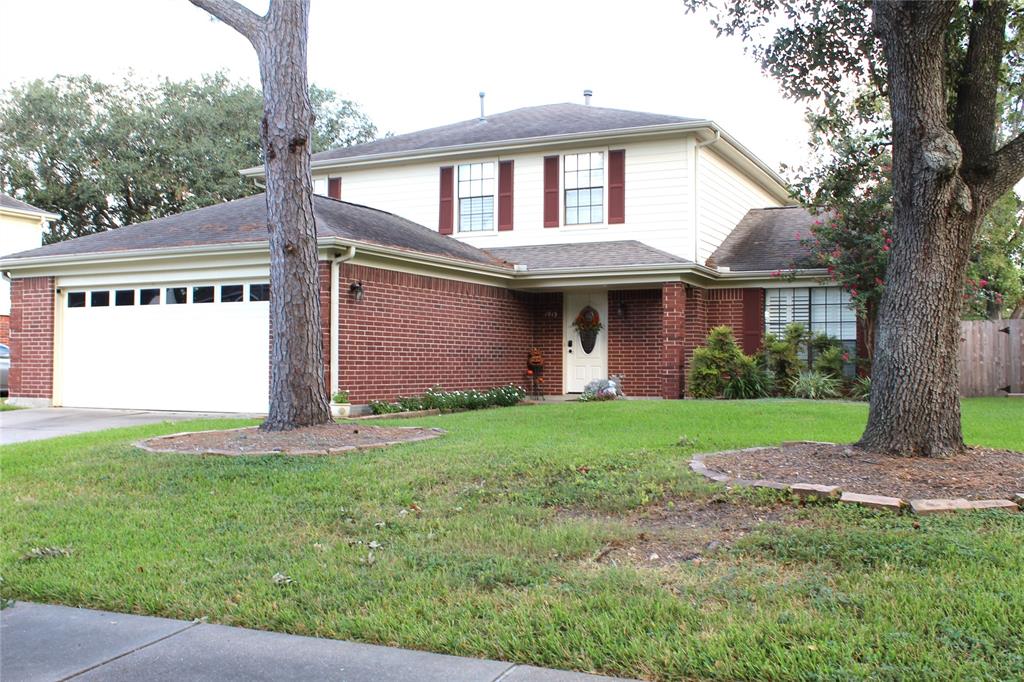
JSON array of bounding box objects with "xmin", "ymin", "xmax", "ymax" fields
[
  {"xmin": 583, "ymin": 89, "xmax": 592, "ymax": 105},
  {"xmin": 479, "ymin": 92, "xmax": 485, "ymax": 121}
]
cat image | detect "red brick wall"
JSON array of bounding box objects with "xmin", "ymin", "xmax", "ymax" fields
[
  {"xmin": 0, "ymin": 314, "xmax": 9, "ymax": 345},
  {"xmin": 9, "ymin": 277, "xmax": 54, "ymax": 399},
  {"xmin": 660, "ymin": 282, "xmax": 686, "ymax": 399},
  {"xmin": 706, "ymin": 288, "xmax": 745, "ymax": 332},
  {"xmin": 608, "ymin": 289, "xmax": 662, "ymax": 397},
  {"xmin": 530, "ymin": 291, "xmax": 563, "ymax": 395},
  {"xmin": 319, "ymin": 261, "xmax": 332, "ymax": 395},
  {"xmin": 337, "ymin": 264, "xmax": 536, "ymax": 403}
]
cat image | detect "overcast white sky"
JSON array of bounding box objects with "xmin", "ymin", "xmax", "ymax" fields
[{"xmin": 0, "ymin": 0, "xmax": 811, "ymax": 174}]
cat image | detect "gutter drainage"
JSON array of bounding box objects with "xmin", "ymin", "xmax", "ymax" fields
[{"xmin": 330, "ymin": 246, "xmax": 357, "ymax": 394}]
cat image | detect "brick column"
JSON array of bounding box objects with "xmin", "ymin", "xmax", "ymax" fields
[
  {"xmin": 9, "ymin": 276, "xmax": 55, "ymax": 402},
  {"xmin": 660, "ymin": 282, "xmax": 685, "ymax": 399}
]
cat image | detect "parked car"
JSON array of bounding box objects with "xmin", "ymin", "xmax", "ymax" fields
[{"xmin": 0, "ymin": 343, "xmax": 9, "ymax": 396}]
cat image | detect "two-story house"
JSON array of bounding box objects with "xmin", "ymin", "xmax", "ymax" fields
[{"xmin": 0, "ymin": 102, "xmax": 856, "ymax": 412}]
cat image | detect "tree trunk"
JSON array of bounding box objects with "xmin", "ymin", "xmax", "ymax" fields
[
  {"xmin": 190, "ymin": 0, "xmax": 330, "ymax": 431},
  {"xmin": 859, "ymin": 2, "xmax": 980, "ymax": 456}
]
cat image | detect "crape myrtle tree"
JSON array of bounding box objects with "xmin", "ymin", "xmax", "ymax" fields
[
  {"xmin": 190, "ymin": 0, "xmax": 328, "ymax": 431},
  {"xmin": 0, "ymin": 74, "xmax": 375, "ymax": 242},
  {"xmin": 688, "ymin": 0, "xmax": 1024, "ymax": 456}
]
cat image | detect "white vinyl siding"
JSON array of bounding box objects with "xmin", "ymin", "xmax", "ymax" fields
[{"xmin": 697, "ymin": 147, "xmax": 781, "ymax": 263}]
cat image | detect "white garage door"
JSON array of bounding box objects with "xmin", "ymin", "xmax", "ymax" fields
[{"xmin": 60, "ymin": 281, "xmax": 270, "ymax": 413}]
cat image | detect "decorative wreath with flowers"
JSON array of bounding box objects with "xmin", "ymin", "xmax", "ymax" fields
[{"xmin": 573, "ymin": 306, "xmax": 603, "ymax": 334}]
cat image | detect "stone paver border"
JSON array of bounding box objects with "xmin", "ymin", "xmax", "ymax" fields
[
  {"xmin": 135, "ymin": 425, "xmax": 444, "ymax": 456},
  {"xmin": 690, "ymin": 444, "xmax": 1023, "ymax": 515}
]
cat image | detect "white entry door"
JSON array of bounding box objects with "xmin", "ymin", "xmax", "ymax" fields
[{"xmin": 564, "ymin": 290, "xmax": 608, "ymax": 393}]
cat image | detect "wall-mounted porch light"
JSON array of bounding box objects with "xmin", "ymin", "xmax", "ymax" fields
[{"xmin": 349, "ymin": 281, "xmax": 364, "ymax": 301}]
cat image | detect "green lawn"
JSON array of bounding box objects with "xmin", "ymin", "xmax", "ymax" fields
[{"xmin": 2, "ymin": 398, "xmax": 1022, "ymax": 680}]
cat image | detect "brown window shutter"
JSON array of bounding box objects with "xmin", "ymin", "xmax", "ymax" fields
[
  {"xmin": 327, "ymin": 177, "xmax": 341, "ymax": 200},
  {"xmin": 608, "ymin": 149, "xmax": 625, "ymax": 224},
  {"xmin": 741, "ymin": 288, "xmax": 765, "ymax": 355},
  {"xmin": 438, "ymin": 166, "xmax": 454, "ymax": 235},
  {"xmin": 497, "ymin": 160, "xmax": 514, "ymax": 231},
  {"xmin": 543, "ymin": 155, "xmax": 559, "ymax": 227}
]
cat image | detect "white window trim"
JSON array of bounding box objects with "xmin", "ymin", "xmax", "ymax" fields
[{"xmin": 456, "ymin": 160, "xmax": 497, "ymax": 234}]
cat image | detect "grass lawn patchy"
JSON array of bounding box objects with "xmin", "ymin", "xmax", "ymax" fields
[
  {"xmin": 2, "ymin": 398, "xmax": 1022, "ymax": 680},
  {"xmin": 0, "ymin": 399, "xmax": 23, "ymax": 411}
]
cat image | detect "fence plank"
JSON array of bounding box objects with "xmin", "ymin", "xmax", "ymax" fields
[{"xmin": 959, "ymin": 319, "xmax": 1024, "ymax": 396}]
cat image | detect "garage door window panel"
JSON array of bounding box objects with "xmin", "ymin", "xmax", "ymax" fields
[
  {"xmin": 221, "ymin": 285, "xmax": 244, "ymax": 303},
  {"xmin": 193, "ymin": 286, "xmax": 214, "ymax": 304},
  {"xmin": 91, "ymin": 291, "xmax": 110, "ymax": 307},
  {"xmin": 115, "ymin": 290, "xmax": 135, "ymax": 306},
  {"xmin": 249, "ymin": 284, "xmax": 270, "ymax": 302},
  {"xmin": 140, "ymin": 289, "xmax": 161, "ymax": 305},
  {"xmin": 68, "ymin": 292, "xmax": 86, "ymax": 308}
]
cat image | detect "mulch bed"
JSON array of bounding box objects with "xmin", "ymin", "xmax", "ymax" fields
[
  {"xmin": 137, "ymin": 423, "xmax": 443, "ymax": 456},
  {"xmin": 704, "ymin": 443, "xmax": 1024, "ymax": 500}
]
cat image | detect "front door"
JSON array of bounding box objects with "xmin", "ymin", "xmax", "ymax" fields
[{"xmin": 564, "ymin": 290, "xmax": 608, "ymax": 393}]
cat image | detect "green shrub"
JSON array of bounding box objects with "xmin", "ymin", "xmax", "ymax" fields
[
  {"xmin": 723, "ymin": 358, "xmax": 772, "ymax": 399},
  {"xmin": 688, "ymin": 326, "xmax": 764, "ymax": 399},
  {"xmin": 812, "ymin": 346, "xmax": 846, "ymax": 378},
  {"xmin": 850, "ymin": 375, "xmax": 872, "ymax": 401},
  {"xmin": 369, "ymin": 400, "xmax": 401, "ymax": 415},
  {"xmin": 374, "ymin": 385, "xmax": 526, "ymax": 414},
  {"xmin": 789, "ymin": 370, "xmax": 841, "ymax": 399},
  {"xmin": 331, "ymin": 391, "xmax": 350, "ymax": 404},
  {"xmin": 760, "ymin": 323, "xmax": 808, "ymax": 388}
]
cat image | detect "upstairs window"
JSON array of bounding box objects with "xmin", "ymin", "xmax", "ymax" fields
[
  {"xmin": 564, "ymin": 152, "xmax": 604, "ymax": 225},
  {"xmin": 457, "ymin": 162, "xmax": 494, "ymax": 232}
]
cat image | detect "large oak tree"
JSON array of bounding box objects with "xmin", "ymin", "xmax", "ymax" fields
[
  {"xmin": 0, "ymin": 74, "xmax": 375, "ymax": 243},
  {"xmin": 190, "ymin": 0, "xmax": 329, "ymax": 430},
  {"xmin": 690, "ymin": 0, "xmax": 1024, "ymax": 455}
]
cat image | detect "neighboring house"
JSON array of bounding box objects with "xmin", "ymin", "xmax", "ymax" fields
[
  {"xmin": 0, "ymin": 102, "xmax": 856, "ymax": 412},
  {"xmin": 0, "ymin": 194, "xmax": 59, "ymax": 345}
]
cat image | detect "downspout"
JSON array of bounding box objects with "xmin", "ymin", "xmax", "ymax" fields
[
  {"xmin": 330, "ymin": 246, "xmax": 357, "ymax": 395},
  {"xmin": 694, "ymin": 129, "xmax": 721, "ymax": 264}
]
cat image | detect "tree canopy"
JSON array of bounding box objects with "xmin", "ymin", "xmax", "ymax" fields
[{"xmin": 0, "ymin": 73, "xmax": 377, "ymax": 243}]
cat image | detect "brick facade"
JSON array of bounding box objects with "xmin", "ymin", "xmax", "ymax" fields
[
  {"xmin": 660, "ymin": 282, "xmax": 686, "ymax": 399},
  {"xmin": 337, "ymin": 264, "xmax": 537, "ymax": 403},
  {"xmin": 607, "ymin": 289, "xmax": 662, "ymax": 397},
  {"xmin": 9, "ymin": 277, "xmax": 55, "ymax": 400},
  {"xmin": 0, "ymin": 314, "xmax": 9, "ymax": 346},
  {"xmin": 4, "ymin": 263, "xmax": 765, "ymax": 405}
]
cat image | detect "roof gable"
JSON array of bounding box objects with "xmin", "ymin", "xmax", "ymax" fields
[{"xmin": 310, "ymin": 103, "xmax": 699, "ymax": 164}]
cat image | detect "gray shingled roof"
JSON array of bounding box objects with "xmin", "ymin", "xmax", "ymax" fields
[
  {"xmin": 2, "ymin": 194, "xmax": 503, "ymax": 267},
  {"xmin": 0, "ymin": 193, "xmax": 56, "ymax": 217},
  {"xmin": 485, "ymin": 240, "xmax": 692, "ymax": 271},
  {"xmin": 711, "ymin": 206, "xmax": 819, "ymax": 272},
  {"xmin": 312, "ymin": 103, "xmax": 699, "ymax": 163}
]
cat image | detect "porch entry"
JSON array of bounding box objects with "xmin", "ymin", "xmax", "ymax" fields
[{"xmin": 563, "ymin": 290, "xmax": 608, "ymax": 393}]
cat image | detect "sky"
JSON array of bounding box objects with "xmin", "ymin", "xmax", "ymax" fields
[{"xmin": 0, "ymin": 0, "xmax": 812, "ymax": 175}]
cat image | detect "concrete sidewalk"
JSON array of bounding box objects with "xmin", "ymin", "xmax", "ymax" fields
[{"xmin": 0, "ymin": 602, "xmax": 634, "ymax": 681}]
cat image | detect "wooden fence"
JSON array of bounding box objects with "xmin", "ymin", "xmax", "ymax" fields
[{"xmin": 959, "ymin": 319, "xmax": 1024, "ymax": 397}]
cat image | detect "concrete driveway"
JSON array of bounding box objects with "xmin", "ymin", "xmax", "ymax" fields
[{"xmin": 0, "ymin": 407, "xmax": 256, "ymax": 445}]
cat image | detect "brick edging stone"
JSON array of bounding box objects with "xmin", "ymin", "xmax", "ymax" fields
[{"xmin": 690, "ymin": 444, "xmax": 1022, "ymax": 515}]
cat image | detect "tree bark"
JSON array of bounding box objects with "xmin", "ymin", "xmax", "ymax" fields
[
  {"xmin": 859, "ymin": 1, "xmax": 979, "ymax": 456},
  {"xmin": 190, "ymin": 0, "xmax": 330, "ymax": 430}
]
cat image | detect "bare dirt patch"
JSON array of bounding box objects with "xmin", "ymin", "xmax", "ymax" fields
[
  {"xmin": 576, "ymin": 497, "xmax": 805, "ymax": 568},
  {"xmin": 705, "ymin": 444, "xmax": 1024, "ymax": 500},
  {"xmin": 137, "ymin": 423, "xmax": 443, "ymax": 456}
]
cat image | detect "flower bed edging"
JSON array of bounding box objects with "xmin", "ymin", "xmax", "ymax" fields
[
  {"xmin": 690, "ymin": 447, "xmax": 1023, "ymax": 515},
  {"xmin": 135, "ymin": 426, "xmax": 444, "ymax": 456}
]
